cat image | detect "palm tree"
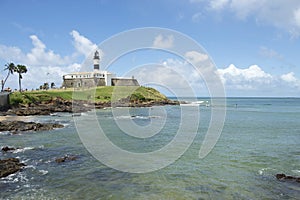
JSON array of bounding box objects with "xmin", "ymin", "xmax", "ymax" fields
[
  {"xmin": 14, "ymin": 64, "xmax": 27, "ymax": 92},
  {"xmin": 2, "ymin": 63, "xmax": 15, "ymax": 92}
]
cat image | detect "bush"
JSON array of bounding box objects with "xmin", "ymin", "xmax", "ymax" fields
[
  {"xmin": 10, "ymin": 96, "xmax": 23, "ymax": 106},
  {"xmin": 130, "ymin": 93, "xmax": 146, "ymax": 101}
]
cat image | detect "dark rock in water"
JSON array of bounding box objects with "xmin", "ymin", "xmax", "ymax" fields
[
  {"xmin": 0, "ymin": 121, "xmax": 64, "ymax": 133},
  {"xmin": 276, "ymin": 174, "xmax": 300, "ymax": 183},
  {"xmin": 1, "ymin": 146, "xmax": 16, "ymax": 152},
  {"xmin": 0, "ymin": 158, "xmax": 26, "ymax": 178},
  {"xmin": 55, "ymin": 155, "xmax": 78, "ymax": 163}
]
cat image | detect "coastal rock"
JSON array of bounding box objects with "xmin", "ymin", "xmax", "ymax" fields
[
  {"xmin": 7, "ymin": 98, "xmax": 92, "ymax": 116},
  {"xmin": 0, "ymin": 158, "xmax": 26, "ymax": 178},
  {"xmin": 0, "ymin": 121, "xmax": 64, "ymax": 133},
  {"xmin": 1, "ymin": 146, "xmax": 16, "ymax": 152},
  {"xmin": 2, "ymin": 94, "xmax": 180, "ymax": 116},
  {"xmin": 110, "ymin": 97, "xmax": 179, "ymax": 108},
  {"xmin": 55, "ymin": 155, "xmax": 78, "ymax": 163},
  {"xmin": 276, "ymin": 174, "xmax": 300, "ymax": 183}
]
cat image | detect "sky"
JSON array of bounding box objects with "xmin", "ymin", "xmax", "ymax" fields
[{"xmin": 0, "ymin": 0, "xmax": 300, "ymax": 97}]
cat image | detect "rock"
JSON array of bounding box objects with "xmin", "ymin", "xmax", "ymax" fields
[
  {"xmin": 55, "ymin": 155, "xmax": 78, "ymax": 163},
  {"xmin": 0, "ymin": 121, "xmax": 64, "ymax": 133},
  {"xmin": 1, "ymin": 146, "xmax": 16, "ymax": 152},
  {"xmin": 276, "ymin": 174, "xmax": 300, "ymax": 183},
  {"xmin": 0, "ymin": 158, "xmax": 26, "ymax": 178}
]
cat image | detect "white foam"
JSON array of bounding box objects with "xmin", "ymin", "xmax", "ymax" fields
[
  {"xmin": 13, "ymin": 147, "xmax": 35, "ymax": 154},
  {"xmin": 291, "ymin": 169, "xmax": 300, "ymax": 174},
  {"xmin": 115, "ymin": 115, "xmax": 162, "ymax": 120},
  {"xmin": 39, "ymin": 170, "xmax": 48, "ymax": 175},
  {"xmin": 24, "ymin": 165, "xmax": 36, "ymax": 170},
  {"xmin": 0, "ymin": 131, "xmax": 11, "ymax": 135},
  {"xmin": 180, "ymin": 103, "xmax": 200, "ymax": 107},
  {"xmin": 0, "ymin": 171, "xmax": 28, "ymax": 184}
]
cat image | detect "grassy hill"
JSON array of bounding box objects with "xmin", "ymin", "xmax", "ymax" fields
[{"xmin": 9, "ymin": 86, "xmax": 168, "ymax": 106}]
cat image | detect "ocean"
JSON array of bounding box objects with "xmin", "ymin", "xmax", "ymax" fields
[{"xmin": 1, "ymin": 98, "xmax": 299, "ymax": 199}]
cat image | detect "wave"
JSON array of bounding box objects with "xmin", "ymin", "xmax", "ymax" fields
[
  {"xmin": 12, "ymin": 147, "xmax": 35, "ymax": 154},
  {"xmin": 1, "ymin": 145, "xmax": 44, "ymax": 153},
  {"xmin": 38, "ymin": 170, "xmax": 48, "ymax": 175},
  {"xmin": 0, "ymin": 171, "xmax": 28, "ymax": 184},
  {"xmin": 291, "ymin": 170, "xmax": 300, "ymax": 175},
  {"xmin": 258, "ymin": 167, "xmax": 277, "ymax": 176},
  {"xmin": 0, "ymin": 131, "xmax": 11, "ymax": 136},
  {"xmin": 114, "ymin": 115, "xmax": 162, "ymax": 120},
  {"xmin": 180, "ymin": 100, "xmax": 210, "ymax": 107}
]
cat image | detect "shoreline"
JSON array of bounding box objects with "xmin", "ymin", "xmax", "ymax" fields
[{"xmin": 0, "ymin": 97, "xmax": 179, "ymax": 117}]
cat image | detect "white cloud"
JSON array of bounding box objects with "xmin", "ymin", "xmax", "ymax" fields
[
  {"xmin": 0, "ymin": 30, "xmax": 99, "ymax": 90},
  {"xmin": 218, "ymin": 64, "xmax": 272, "ymax": 86},
  {"xmin": 185, "ymin": 51, "xmax": 208, "ymax": 64},
  {"xmin": 217, "ymin": 64, "xmax": 300, "ymax": 96},
  {"xmin": 192, "ymin": 12, "xmax": 202, "ymax": 22},
  {"xmin": 192, "ymin": 0, "xmax": 300, "ymax": 37},
  {"xmin": 281, "ymin": 72, "xmax": 297, "ymax": 83},
  {"xmin": 294, "ymin": 8, "xmax": 300, "ymax": 27},
  {"xmin": 281, "ymin": 72, "xmax": 300, "ymax": 89},
  {"xmin": 153, "ymin": 34, "xmax": 174, "ymax": 48},
  {"xmin": 209, "ymin": 0, "xmax": 230, "ymax": 10},
  {"xmin": 259, "ymin": 46, "xmax": 283, "ymax": 60},
  {"xmin": 70, "ymin": 30, "xmax": 98, "ymax": 57},
  {"xmin": 0, "ymin": 35, "xmax": 72, "ymax": 67},
  {"xmin": 132, "ymin": 59, "xmax": 206, "ymax": 96}
]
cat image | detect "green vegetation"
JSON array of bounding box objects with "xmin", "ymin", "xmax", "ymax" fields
[
  {"xmin": 14, "ymin": 65, "xmax": 27, "ymax": 92},
  {"xmin": 2, "ymin": 63, "xmax": 15, "ymax": 92},
  {"xmin": 9, "ymin": 86, "xmax": 168, "ymax": 106},
  {"xmin": 1, "ymin": 62, "xmax": 28, "ymax": 92}
]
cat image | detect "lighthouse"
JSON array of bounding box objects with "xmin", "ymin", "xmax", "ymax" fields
[{"xmin": 93, "ymin": 50, "xmax": 100, "ymax": 71}]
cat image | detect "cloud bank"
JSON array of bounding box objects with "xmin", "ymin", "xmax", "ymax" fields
[
  {"xmin": 153, "ymin": 34, "xmax": 174, "ymax": 48},
  {"xmin": 0, "ymin": 31, "xmax": 299, "ymax": 96},
  {"xmin": 217, "ymin": 64, "xmax": 300, "ymax": 96},
  {"xmin": 191, "ymin": 0, "xmax": 300, "ymax": 37},
  {"xmin": 0, "ymin": 30, "xmax": 97, "ymax": 90}
]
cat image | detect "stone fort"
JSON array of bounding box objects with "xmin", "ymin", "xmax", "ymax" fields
[{"xmin": 62, "ymin": 51, "xmax": 139, "ymax": 88}]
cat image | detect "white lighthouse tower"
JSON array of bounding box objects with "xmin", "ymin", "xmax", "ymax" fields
[{"xmin": 93, "ymin": 50, "xmax": 100, "ymax": 71}]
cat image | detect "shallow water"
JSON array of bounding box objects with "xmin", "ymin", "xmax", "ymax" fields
[{"xmin": 1, "ymin": 98, "xmax": 299, "ymax": 199}]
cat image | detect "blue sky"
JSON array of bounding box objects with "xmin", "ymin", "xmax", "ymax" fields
[{"xmin": 0, "ymin": 0, "xmax": 300, "ymax": 96}]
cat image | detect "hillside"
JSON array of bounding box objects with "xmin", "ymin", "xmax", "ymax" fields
[{"xmin": 9, "ymin": 86, "xmax": 170, "ymax": 106}]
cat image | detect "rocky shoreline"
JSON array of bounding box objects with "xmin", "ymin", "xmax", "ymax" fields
[
  {"xmin": 0, "ymin": 146, "xmax": 79, "ymax": 178},
  {"xmin": 0, "ymin": 121, "xmax": 64, "ymax": 133},
  {"xmin": 0, "ymin": 96, "xmax": 179, "ymax": 116},
  {"xmin": 0, "ymin": 158, "xmax": 26, "ymax": 178}
]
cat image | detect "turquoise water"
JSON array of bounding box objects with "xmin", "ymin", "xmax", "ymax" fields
[{"xmin": 1, "ymin": 98, "xmax": 299, "ymax": 199}]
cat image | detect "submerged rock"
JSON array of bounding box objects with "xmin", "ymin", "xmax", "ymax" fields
[
  {"xmin": 55, "ymin": 155, "xmax": 78, "ymax": 163},
  {"xmin": 0, "ymin": 121, "xmax": 64, "ymax": 133},
  {"xmin": 1, "ymin": 146, "xmax": 16, "ymax": 152},
  {"xmin": 276, "ymin": 174, "xmax": 300, "ymax": 183},
  {"xmin": 0, "ymin": 158, "xmax": 26, "ymax": 178}
]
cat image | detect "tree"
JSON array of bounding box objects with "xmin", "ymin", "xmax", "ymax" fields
[
  {"xmin": 2, "ymin": 63, "xmax": 15, "ymax": 92},
  {"xmin": 50, "ymin": 82, "xmax": 55, "ymax": 89},
  {"xmin": 14, "ymin": 65, "xmax": 27, "ymax": 92},
  {"xmin": 43, "ymin": 82, "xmax": 49, "ymax": 90}
]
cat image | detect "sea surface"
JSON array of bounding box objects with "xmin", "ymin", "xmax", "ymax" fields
[{"xmin": 0, "ymin": 98, "xmax": 299, "ymax": 199}]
